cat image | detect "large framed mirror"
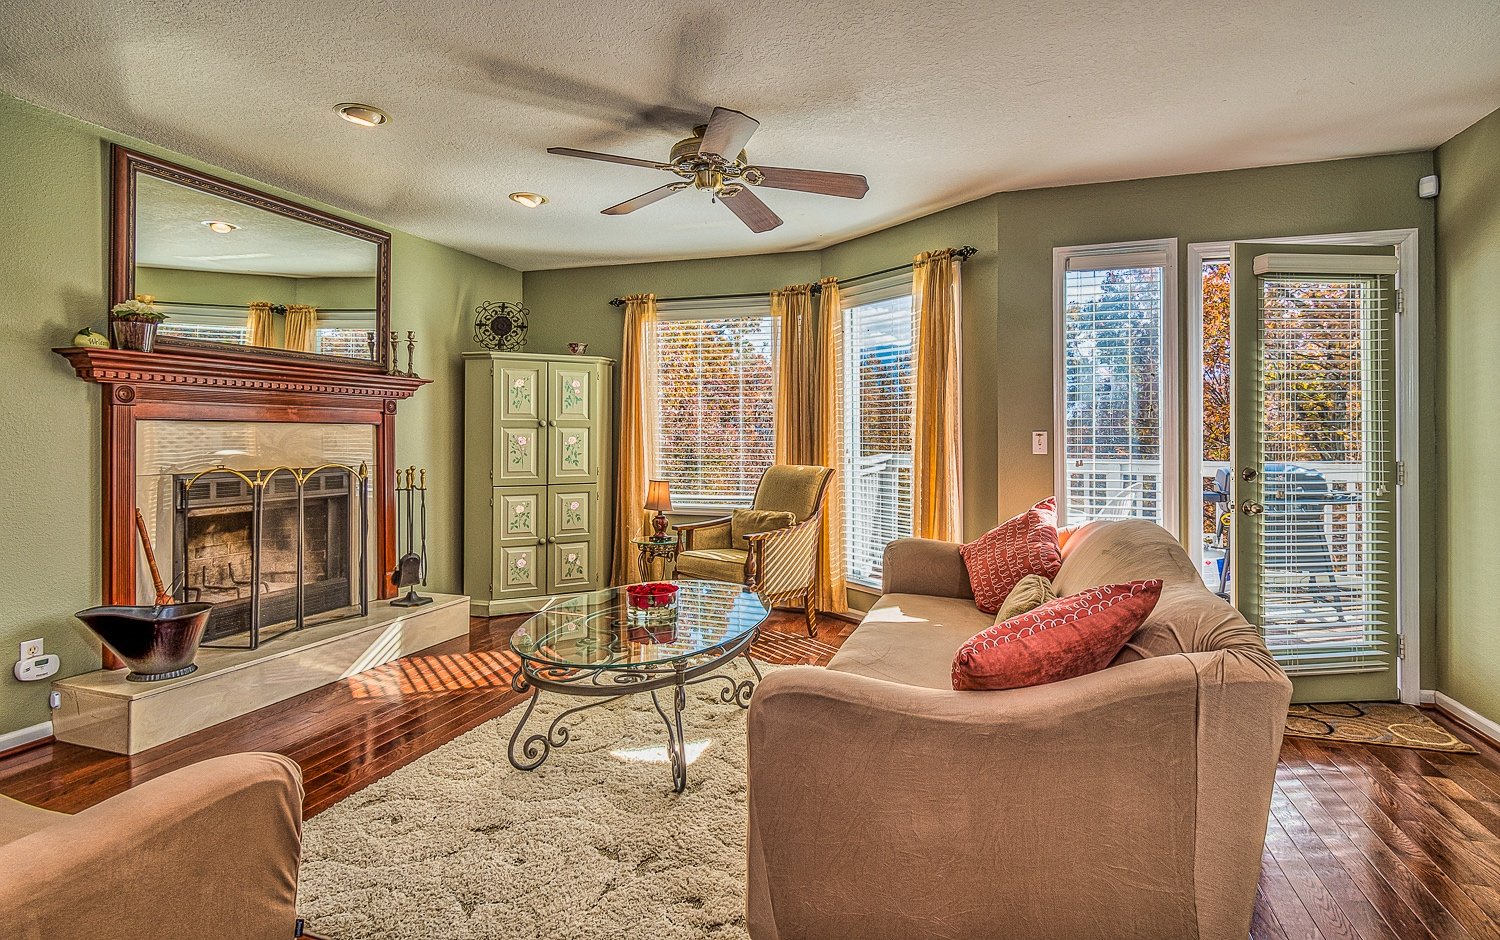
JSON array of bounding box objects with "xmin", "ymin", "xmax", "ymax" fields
[{"xmin": 110, "ymin": 145, "xmax": 391, "ymax": 370}]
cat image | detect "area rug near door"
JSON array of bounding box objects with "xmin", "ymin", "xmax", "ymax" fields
[
  {"xmin": 298, "ymin": 662, "xmax": 805, "ymax": 940},
  {"xmin": 1284, "ymin": 702, "xmax": 1477, "ymax": 753}
]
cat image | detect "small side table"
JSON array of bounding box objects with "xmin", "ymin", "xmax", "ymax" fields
[{"xmin": 633, "ymin": 536, "xmax": 679, "ymax": 582}]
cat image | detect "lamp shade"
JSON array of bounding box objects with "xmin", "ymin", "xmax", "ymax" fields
[{"xmin": 644, "ymin": 479, "xmax": 673, "ymax": 512}]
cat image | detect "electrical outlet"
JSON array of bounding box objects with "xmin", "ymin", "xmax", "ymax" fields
[
  {"xmin": 1031, "ymin": 431, "xmax": 1049, "ymax": 455},
  {"xmin": 20, "ymin": 638, "xmax": 43, "ymax": 661}
]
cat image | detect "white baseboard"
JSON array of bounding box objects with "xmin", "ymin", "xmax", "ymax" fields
[
  {"xmin": 0, "ymin": 720, "xmax": 52, "ymax": 754},
  {"xmin": 1433, "ymin": 692, "xmax": 1500, "ymax": 747},
  {"xmin": 1418, "ymin": 689, "xmax": 1436, "ymax": 705}
]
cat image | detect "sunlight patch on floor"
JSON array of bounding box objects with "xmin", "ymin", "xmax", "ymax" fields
[{"xmin": 610, "ymin": 739, "xmax": 713, "ymax": 765}]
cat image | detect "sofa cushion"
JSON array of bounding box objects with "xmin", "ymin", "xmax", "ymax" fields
[
  {"xmin": 827, "ymin": 593, "xmax": 991, "ymax": 690},
  {"xmin": 995, "ymin": 574, "xmax": 1056, "ymax": 623},
  {"xmin": 674, "ymin": 548, "xmax": 748, "ymax": 583},
  {"xmin": 952, "ymin": 579, "xmax": 1163, "ymax": 691},
  {"xmin": 959, "ymin": 497, "xmax": 1063, "ymax": 613},
  {"xmin": 730, "ymin": 508, "xmax": 796, "ymax": 544},
  {"xmin": 0, "ymin": 795, "xmax": 64, "ymax": 848}
]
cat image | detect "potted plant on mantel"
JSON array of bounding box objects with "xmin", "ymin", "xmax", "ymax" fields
[{"xmin": 110, "ymin": 295, "xmax": 167, "ymax": 352}]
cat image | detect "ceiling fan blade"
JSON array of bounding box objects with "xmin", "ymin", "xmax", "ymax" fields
[
  {"xmin": 601, "ymin": 183, "xmax": 688, "ymax": 215},
  {"xmin": 721, "ymin": 186, "xmax": 782, "ymax": 233},
  {"xmin": 752, "ymin": 165, "xmax": 869, "ymax": 199},
  {"xmin": 547, "ymin": 147, "xmax": 666, "ymax": 170},
  {"xmin": 698, "ymin": 107, "xmax": 759, "ymax": 159}
]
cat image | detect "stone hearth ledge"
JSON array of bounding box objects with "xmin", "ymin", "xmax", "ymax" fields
[{"xmin": 51, "ymin": 594, "xmax": 470, "ymax": 755}]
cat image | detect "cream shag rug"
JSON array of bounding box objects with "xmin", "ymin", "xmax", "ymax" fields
[{"xmin": 299, "ymin": 662, "xmax": 800, "ymax": 940}]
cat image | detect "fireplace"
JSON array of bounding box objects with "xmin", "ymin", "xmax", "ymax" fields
[{"xmin": 174, "ymin": 466, "xmax": 369, "ymax": 645}]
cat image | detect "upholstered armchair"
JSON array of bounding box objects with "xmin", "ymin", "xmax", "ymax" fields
[{"xmin": 674, "ymin": 464, "xmax": 833, "ymax": 635}]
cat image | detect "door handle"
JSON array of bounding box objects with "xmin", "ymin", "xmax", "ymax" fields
[{"xmin": 1240, "ymin": 500, "xmax": 1265, "ymax": 516}]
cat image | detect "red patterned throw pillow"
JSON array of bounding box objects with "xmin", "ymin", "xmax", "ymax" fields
[
  {"xmin": 952, "ymin": 580, "xmax": 1163, "ymax": 691},
  {"xmin": 959, "ymin": 497, "xmax": 1063, "ymax": 613}
]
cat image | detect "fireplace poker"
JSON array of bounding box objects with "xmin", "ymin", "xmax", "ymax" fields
[{"xmin": 134, "ymin": 509, "xmax": 175, "ymax": 607}]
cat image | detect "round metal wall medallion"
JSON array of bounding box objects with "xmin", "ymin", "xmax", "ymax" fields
[{"xmin": 474, "ymin": 301, "xmax": 530, "ymax": 351}]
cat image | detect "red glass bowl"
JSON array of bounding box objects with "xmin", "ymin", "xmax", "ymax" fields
[{"xmin": 626, "ymin": 582, "xmax": 680, "ymax": 609}]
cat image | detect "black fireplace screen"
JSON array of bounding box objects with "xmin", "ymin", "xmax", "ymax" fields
[{"xmin": 173, "ymin": 464, "xmax": 370, "ymax": 648}]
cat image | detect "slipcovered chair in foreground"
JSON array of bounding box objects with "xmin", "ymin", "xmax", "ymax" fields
[
  {"xmin": 0, "ymin": 752, "xmax": 303, "ymax": 939},
  {"xmin": 746, "ymin": 519, "xmax": 1292, "ymax": 940},
  {"xmin": 675, "ymin": 464, "xmax": 833, "ymax": 635}
]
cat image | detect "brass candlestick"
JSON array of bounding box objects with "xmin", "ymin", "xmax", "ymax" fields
[
  {"xmin": 388, "ymin": 331, "xmax": 399, "ymax": 374},
  {"xmin": 405, "ymin": 331, "xmax": 418, "ymax": 377}
]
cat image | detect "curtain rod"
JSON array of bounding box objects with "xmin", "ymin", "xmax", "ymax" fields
[
  {"xmin": 607, "ymin": 245, "xmax": 978, "ymax": 307},
  {"xmin": 155, "ymin": 302, "xmax": 373, "ymax": 312}
]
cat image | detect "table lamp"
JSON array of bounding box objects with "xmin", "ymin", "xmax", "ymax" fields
[{"xmin": 645, "ymin": 480, "xmax": 673, "ymax": 540}]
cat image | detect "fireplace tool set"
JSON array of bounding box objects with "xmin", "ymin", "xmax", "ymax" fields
[
  {"xmin": 391, "ymin": 466, "xmax": 432, "ymax": 607},
  {"xmin": 74, "ymin": 510, "xmax": 213, "ymax": 682}
]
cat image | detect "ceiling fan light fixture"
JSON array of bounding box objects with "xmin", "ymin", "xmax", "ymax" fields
[
  {"xmin": 509, "ymin": 192, "xmax": 548, "ymax": 208},
  {"xmin": 335, "ymin": 103, "xmax": 389, "ymax": 127},
  {"xmin": 201, "ymin": 220, "xmax": 238, "ymax": 233}
]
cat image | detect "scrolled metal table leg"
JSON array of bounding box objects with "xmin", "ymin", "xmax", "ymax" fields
[{"xmin": 651, "ymin": 663, "xmax": 690, "ymax": 793}]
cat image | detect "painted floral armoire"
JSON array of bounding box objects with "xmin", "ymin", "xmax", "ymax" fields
[{"xmin": 463, "ymin": 352, "xmax": 614, "ymax": 614}]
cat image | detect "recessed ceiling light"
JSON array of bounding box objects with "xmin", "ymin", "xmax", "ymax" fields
[
  {"xmin": 509, "ymin": 192, "xmax": 548, "ymax": 208},
  {"xmin": 201, "ymin": 220, "xmax": 239, "ymax": 234},
  {"xmin": 335, "ymin": 103, "xmax": 389, "ymax": 127}
]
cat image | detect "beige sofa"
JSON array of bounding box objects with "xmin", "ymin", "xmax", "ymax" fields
[
  {"xmin": 0, "ymin": 752, "xmax": 303, "ymax": 939},
  {"xmin": 747, "ymin": 519, "xmax": 1291, "ymax": 940}
]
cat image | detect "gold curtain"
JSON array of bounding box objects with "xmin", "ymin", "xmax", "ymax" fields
[
  {"xmin": 912, "ymin": 249, "xmax": 962, "ymax": 542},
  {"xmin": 771, "ymin": 279, "xmax": 848, "ymax": 613},
  {"xmin": 283, "ymin": 304, "xmax": 318, "ymax": 352},
  {"xmin": 612, "ymin": 293, "xmax": 659, "ymax": 585},
  {"xmin": 772, "ymin": 284, "xmax": 816, "ymax": 464},
  {"xmin": 246, "ymin": 302, "xmax": 275, "ymax": 348}
]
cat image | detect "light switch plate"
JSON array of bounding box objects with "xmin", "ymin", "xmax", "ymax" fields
[{"xmin": 1031, "ymin": 431, "xmax": 1049, "ymax": 455}]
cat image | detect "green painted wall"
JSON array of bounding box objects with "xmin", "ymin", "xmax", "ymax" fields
[
  {"xmin": 136, "ymin": 267, "xmax": 377, "ymax": 310},
  {"xmin": 0, "ymin": 93, "xmax": 520, "ymax": 739},
  {"xmin": 1435, "ymin": 106, "xmax": 1500, "ymax": 724}
]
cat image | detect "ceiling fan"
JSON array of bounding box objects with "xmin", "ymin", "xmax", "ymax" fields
[{"xmin": 547, "ymin": 107, "xmax": 869, "ymax": 233}]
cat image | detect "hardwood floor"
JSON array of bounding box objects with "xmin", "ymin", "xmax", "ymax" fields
[{"xmin": 2, "ymin": 612, "xmax": 1498, "ymax": 939}]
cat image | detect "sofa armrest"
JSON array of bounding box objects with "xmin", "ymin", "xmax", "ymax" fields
[
  {"xmin": 747, "ymin": 654, "xmax": 1288, "ymax": 940},
  {"xmin": 0, "ymin": 752, "xmax": 304, "ymax": 940},
  {"xmin": 677, "ymin": 516, "xmax": 731, "ymax": 550},
  {"xmin": 880, "ymin": 537, "xmax": 973, "ymax": 599}
]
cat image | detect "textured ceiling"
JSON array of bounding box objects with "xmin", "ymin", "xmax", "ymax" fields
[
  {"xmin": 136, "ymin": 175, "xmax": 378, "ymax": 277},
  {"xmin": 2, "ymin": 0, "xmax": 1499, "ymax": 271}
]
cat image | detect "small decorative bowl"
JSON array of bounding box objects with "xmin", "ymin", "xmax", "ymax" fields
[
  {"xmin": 567, "ymin": 342, "xmax": 588, "ymax": 355},
  {"xmin": 626, "ymin": 582, "xmax": 679, "ymax": 609}
]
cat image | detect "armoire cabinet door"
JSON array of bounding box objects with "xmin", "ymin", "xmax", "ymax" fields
[
  {"xmin": 492, "ymin": 486, "xmax": 546, "ymax": 599},
  {"xmin": 493, "ymin": 363, "xmax": 547, "ymax": 486},
  {"xmin": 548, "ymin": 364, "xmax": 601, "ymax": 483},
  {"xmin": 496, "ymin": 542, "xmax": 546, "ymax": 598},
  {"xmin": 549, "ymin": 540, "xmax": 596, "ymax": 594}
]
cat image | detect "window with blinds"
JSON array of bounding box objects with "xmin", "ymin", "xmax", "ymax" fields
[
  {"xmin": 315, "ymin": 328, "xmax": 375, "ymax": 359},
  {"xmin": 1251, "ymin": 263, "xmax": 1395, "ymax": 676},
  {"xmin": 653, "ymin": 305, "xmax": 774, "ymax": 508},
  {"xmin": 1055, "ymin": 243, "xmax": 1178, "ymax": 532},
  {"xmin": 842, "ymin": 283, "xmax": 915, "ymax": 586}
]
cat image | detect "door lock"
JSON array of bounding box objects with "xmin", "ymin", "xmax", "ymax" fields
[
  {"xmin": 1240, "ymin": 467, "xmax": 1259, "ymax": 482},
  {"xmin": 1240, "ymin": 500, "xmax": 1264, "ymax": 516}
]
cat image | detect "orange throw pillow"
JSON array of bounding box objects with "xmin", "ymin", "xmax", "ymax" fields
[
  {"xmin": 952, "ymin": 580, "xmax": 1163, "ymax": 691},
  {"xmin": 959, "ymin": 497, "xmax": 1063, "ymax": 613}
]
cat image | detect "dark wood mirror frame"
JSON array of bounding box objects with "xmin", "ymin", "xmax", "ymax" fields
[{"xmin": 110, "ymin": 144, "xmax": 393, "ymax": 372}]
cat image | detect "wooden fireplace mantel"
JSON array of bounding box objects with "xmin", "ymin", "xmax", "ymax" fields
[{"xmin": 55, "ymin": 345, "xmax": 431, "ymax": 669}]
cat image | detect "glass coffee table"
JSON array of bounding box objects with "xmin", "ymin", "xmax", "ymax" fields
[{"xmin": 507, "ymin": 580, "xmax": 768, "ymax": 792}]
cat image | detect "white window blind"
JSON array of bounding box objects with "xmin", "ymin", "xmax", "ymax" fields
[
  {"xmin": 1057, "ymin": 244, "xmax": 1175, "ymax": 530},
  {"xmin": 1253, "ymin": 270, "xmax": 1394, "ymax": 676},
  {"xmin": 653, "ymin": 310, "xmax": 774, "ymax": 508},
  {"xmin": 842, "ymin": 286, "xmax": 915, "ymax": 586},
  {"xmin": 155, "ymin": 302, "xmax": 250, "ymax": 345},
  {"xmin": 315, "ymin": 328, "xmax": 375, "ymax": 358}
]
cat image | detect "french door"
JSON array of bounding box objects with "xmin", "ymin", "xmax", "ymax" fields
[{"xmin": 1230, "ymin": 243, "xmax": 1400, "ymax": 702}]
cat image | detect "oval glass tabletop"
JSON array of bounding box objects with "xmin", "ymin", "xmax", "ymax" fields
[{"xmin": 510, "ymin": 580, "xmax": 768, "ymax": 670}]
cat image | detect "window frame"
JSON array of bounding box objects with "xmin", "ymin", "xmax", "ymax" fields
[
  {"xmin": 839, "ymin": 273, "xmax": 917, "ymax": 588},
  {"xmin": 651, "ymin": 296, "xmax": 776, "ymax": 512},
  {"xmin": 1052, "ymin": 238, "xmax": 1181, "ymax": 537}
]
